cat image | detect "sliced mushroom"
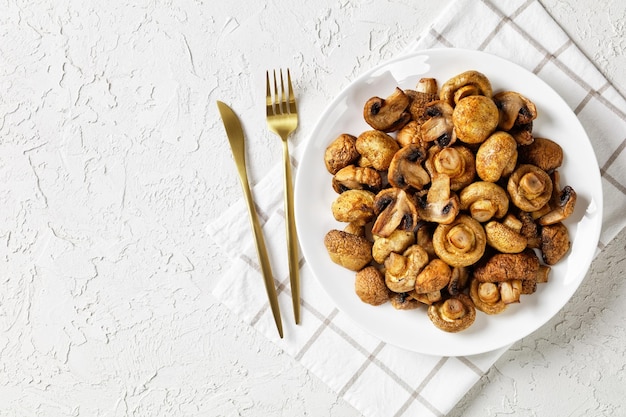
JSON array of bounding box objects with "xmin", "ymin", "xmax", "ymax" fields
[
  {"xmin": 384, "ymin": 244, "xmax": 429, "ymax": 293},
  {"xmin": 427, "ymin": 294, "xmax": 476, "ymax": 332},
  {"xmin": 537, "ymin": 171, "xmax": 577, "ymax": 226},
  {"xmin": 475, "ymin": 131, "xmax": 518, "ymax": 182},
  {"xmin": 414, "ymin": 258, "xmax": 452, "ymax": 294},
  {"xmin": 372, "ymin": 229, "xmax": 415, "ymax": 264},
  {"xmin": 371, "ymin": 188, "xmax": 419, "ymax": 238},
  {"xmin": 355, "ymin": 266, "xmax": 389, "ymax": 306},
  {"xmin": 324, "ymin": 229, "xmax": 373, "ymax": 271},
  {"xmin": 448, "ymin": 266, "xmax": 470, "ymax": 296},
  {"xmin": 452, "ymin": 95, "xmax": 500, "ymax": 144},
  {"xmin": 355, "ymin": 130, "xmax": 400, "ymax": 171},
  {"xmin": 411, "ymin": 290, "xmax": 442, "ymax": 306},
  {"xmin": 387, "ymin": 144, "xmax": 431, "ymax": 190},
  {"xmin": 469, "ymin": 279, "xmax": 507, "ymax": 315},
  {"xmin": 507, "ymin": 164, "xmax": 553, "ymax": 212},
  {"xmin": 363, "ymin": 87, "xmax": 411, "ymax": 132},
  {"xmin": 484, "ymin": 220, "xmax": 528, "ymax": 253},
  {"xmin": 425, "ymin": 145, "xmax": 476, "ymax": 191},
  {"xmin": 473, "ymin": 250, "xmax": 540, "ymax": 283},
  {"xmin": 459, "ymin": 181, "xmax": 509, "ymax": 222},
  {"xmin": 493, "ymin": 91, "xmax": 538, "ymax": 131},
  {"xmin": 417, "ymin": 173, "xmax": 460, "ymax": 224},
  {"xmin": 540, "ymin": 222, "xmax": 571, "ymax": 265},
  {"xmin": 433, "ymin": 214, "xmax": 487, "ymax": 267},
  {"xmin": 332, "ymin": 165, "xmax": 382, "ymax": 194},
  {"xmin": 517, "ymin": 210, "xmax": 541, "ymax": 248},
  {"xmin": 510, "ymin": 122, "xmax": 534, "ymax": 146},
  {"xmin": 440, "ymin": 70, "xmax": 493, "ymax": 107},
  {"xmin": 331, "ymin": 189, "xmax": 376, "ymax": 226},
  {"xmin": 420, "ymin": 100, "xmax": 456, "ymax": 147},
  {"xmin": 324, "ymin": 133, "xmax": 360, "ymax": 174},
  {"xmin": 407, "ymin": 77, "xmax": 439, "ymax": 123},
  {"xmin": 518, "ymin": 137, "xmax": 563, "ymax": 173}
]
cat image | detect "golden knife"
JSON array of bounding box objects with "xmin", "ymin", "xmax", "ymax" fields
[{"xmin": 217, "ymin": 100, "xmax": 283, "ymax": 338}]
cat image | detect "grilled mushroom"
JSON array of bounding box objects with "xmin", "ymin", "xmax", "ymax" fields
[
  {"xmin": 355, "ymin": 130, "xmax": 400, "ymax": 171},
  {"xmin": 540, "ymin": 222, "xmax": 571, "ymax": 265},
  {"xmin": 459, "ymin": 181, "xmax": 509, "ymax": 222},
  {"xmin": 484, "ymin": 220, "xmax": 528, "ymax": 253},
  {"xmin": 475, "ymin": 131, "xmax": 518, "ymax": 182},
  {"xmin": 332, "ymin": 165, "xmax": 382, "ymax": 194},
  {"xmin": 493, "ymin": 91, "xmax": 538, "ymax": 131},
  {"xmin": 440, "ymin": 70, "xmax": 493, "ymax": 106},
  {"xmin": 408, "ymin": 77, "xmax": 439, "ymax": 122},
  {"xmin": 363, "ymin": 87, "xmax": 411, "ymax": 132},
  {"xmin": 452, "ymin": 95, "xmax": 500, "ymax": 144},
  {"xmin": 324, "ymin": 133, "xmax": 360, "ymax": 174},
  {"xmin": 331, "ymin": 189, "xmax": 376, "ymax": 226},
  {"xmin": 469, "ymin": 279, "xmax": 507, "ymax": 315},
  {"xmin": 518, "ymin": 137, "xmax": 563, "ymax": 173},
  {"xmin": 355, "ymin": 266, "xmax": 389, "ymax": 306},
  {"xmin": 420, "ymin": 100, "xmax": 456, "ymax": 147},
  {"xmin": 537, "ymin": 171, "xmax": 577, "ymax": 226},
  {"xmin": 372, "ymin": 230, "xmax": 415, "ymax": 264},
  {"xmin": 507, "ymin": 164, "xmax": 553, "ymax": 212},
  {"xmin": 396, "ymin": 120, "xmax": 424, "ymax": 148},
  {"xmin": 427, "ymin": 294, "xmax": 476, "ymax": 332},
  {"xmin": 473, "ymin": 250, "xmax": 540, "ymax": 283},
  {"xmin": 384, "ymin": 244, "xmax": 429, "ymax": 293},
  {"xmin": 324, "ymin": 229, "xmax": 373, "ymax": 271},
  {"xmin": 387, "ymin": 144, "xmax": 430, "ymax": 190},
  {"xmin": 414, "ymin": 258, "xmax": 452, "ymax": 294},
  {"xmin": 425, "ymin": 145, "xmax": 476, "ymax": 191},
  {"xmin": 433, "ymin": 214, "xmax": 487, "ymax": 267},
  {"xmin": 371, "ymin": 188, "xmax": 419, "ymax": 238},
  {"xmin": 417, "ymin": 173, "xmax": 460, "ymax": 224}
]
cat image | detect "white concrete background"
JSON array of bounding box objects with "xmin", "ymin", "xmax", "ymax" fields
[{"xmin": 1, "ymin": 0, "xmax": 624, "ymax": 416}]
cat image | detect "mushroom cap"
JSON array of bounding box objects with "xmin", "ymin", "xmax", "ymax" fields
[
  {"xmin": 459, "ymin": 181, "xmax": 509, "ymax": 222},
  {"xmin": 355, "ymin": 266, "xmax": 389, "ymax": 306},
  {"xmin": 469, "ymin": 279, "xmax": 507, "ymax": 315},
  {"xmin": 433, "ymin": 214, "xmax": 487, "ymax": 267},
  {"xmin": 475, "ymin": 131, "xmax": 518, "ymax": 182},
  {"xmin": 372, "ymin": 229, "xmax": 415, "ymax": 264},
  {"xmin": 384, "ymin": 244, "xmax": 429, "ymax": 293},
  {"xmin": 414, "ymin": 259, "xmax": 452, "ymax": 294},
  {"xmin": 484, "ymin": 220, "xmax": 528, "ymax": 253},
  {"xmin": 427, "ymin": 294, "xmax": 476, "ymax": 332},
  {"xmin": 324, "ymin": 133, "xmax": 360, "ymax": 174},
  {"xmin": 387, "ymin": 144, "xmax": 430, "ymax": 190},
  {"xmin": 537, "ymin": 171, "xmax": 577, "ymax": 226},
  {"xmin": 473, "ymin": 250, "xmax": 540, "ymax": 283},
  {"xmin": 331, "ymin": 189, "xmax": 376, "ymax": 226},
  {"xmin": 407, "ymin": 78, "xmax": 439, "ymax": 123},
  {"xmin": 396, "ymin": 120, "xmax": 424, "ymax": 148},
  {"xmin": 363, "ymin": 87, "xmax": 411, "ymax": 132},
  {"xmin": 452, "ymin": 95, "xmax": 500, "ymax": 144},
  {"xmin": 332, "ymin": 165, "xmax": 382, "ymax": 194},
  {"xmin": 324, "ymin": 229, "xmax": 373, "ymax": 271},
  {"xmin": 355, "ymin": 130, "xmax": 400, "ymax": 171},
  {"xmin": 425, "ymin": 145, "xmax": 476, "ymax": 191},
  {"xmin": 440, "ymin": 70, "xmax": 493, "ymax": 106},
  {"xmin": 389, "ymin": 292, "xmax": 421, "ymax": 310},
  {"xmin": 540, "ymin": 222, "xmax": 571, "ymax": 265},
  {"xmin": 518, "ymin": 137, "xmax": 563, "ymax": 173},
  {"xmin": 493, "ymin": 91, "xmax": 538, "ymax": 131},
  {"xmin": 371, "ymin": 188, "xmax": 419, "ymax": 237},
  {"xmin": 507, "ymin": 164, "xmax": 553, "ymax": 212},
  {"xmin": 417, "ymin": 173, "xmax": 460, "ymax": 224}
]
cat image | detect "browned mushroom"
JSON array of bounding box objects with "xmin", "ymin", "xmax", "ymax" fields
[
  {"xmin": 475, "ymin": 131, "xmax": 518, "ymax": 182},
  {"xmin": 324, "ymin": 229, "xmax": 373, "ymax": 271},
  {"xmin": 371, "ymin": 188, "xmax": 419, "ymax": 238},
  {"xmin": 417, "ymin": 173, "xmax": 460, "ymax": 224},
  {"xmin": 387, "ymin": 144, "xmax": 431, "ymax": 190},
  {"xmin": 372, "ymin": 230, "xmax": 415, "ymax": 264},
  {"xmin": 484, "ymin": 220, "xmax": 528, "ymax": 253},
  {"xmin": 408, "ymin": 77, "xmax": 439, "ymax": 123},
  {"xmin": 469, "ymin": 279, "xmax": 507, "ymax": 315},
  {"xmin": 540, "ymin": 222, "xmax": 571, "ymax": 265},
  {"xmin": 332, "ymin": 165, "xmax": 382, "ymax": 194},
  {"xmin": 499, "ymin": 280, "xmax": 523, "ymax": 304},
  {"xmin": 427, "ymin": 294, "xmax": 476, "ymax": 332},
  {"xmin": 390, "ymin": 292, "xmax": 421, "ymax": 310},
  {"xmin": 363, "ymin": 87, "xmax": 411, "ymax": 132},
  {"xmin": 440, "ymin": 70, "xmax": 493, "ymax": 106},
  {"xmin": 331, "ymin": 189, "xmax": 376, "ymax": 226},
  {"xmin": 433, "ymin": 214, "xmax": 487, "ymax": 267},
  {"xmin": 507, "ymin": 164, "xmax": 553, "ymax": 212},
  {"xmin": 493, "ymin": 91, "xmax": 538, "ymax": 131},
  {"xmin": 452, "ymin": 95, "xmax": 500, "ymax": 144},
  {"xmin": 396, "ymin": 120, "xmax": 424, "ymax": 148},
  {"xmin": 473, "ymin": 250, "xmax": 540, "ymax": 283},
  {"xmin": 324, "ymin": 133, "xmax": 360, "ymax": 174},
  {"xmin": 355, "ymin": 266, "xmax": 389, "ymax": 306},
  {"xmin": 425, "ymin": 145, "xmax": 476, "ymax": 191},
  {"xmin": 518, "ymin": 137, "xmax": 563, "ymax": 173},
  {"xmin": 355, "ymin": 130, "xmax": 400, "ymax": 171},
  {"xmin": 420, "ymin": 100, "xmax": 456, "ymax": 147},
  {"xmin": 537, "ymin": 171, "xmax": 577, "ymax": 226},
  {"xmin": 459, "ymin": 181, "xmax": 509, "ymax": 222},
  {"xmin": 384, "ymin": 244, "xmax": 429, "ymax": 293},
  {"xmin": 517, "ymin": 210, "xmax": 541, "ymax": 248},
  {"xmin": 448, "ymin": 266, "xmax": 470, "ymax": 296},
  {"xmin": 414, "ymin": 258, "xmax": 452, "ymax": 294}
]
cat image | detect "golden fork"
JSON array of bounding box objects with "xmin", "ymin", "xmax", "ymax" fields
[{"xmin": 266, "ymin": 69, "xmax": 300, "ymax": 324}]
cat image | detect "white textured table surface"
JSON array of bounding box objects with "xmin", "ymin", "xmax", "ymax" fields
[{"xmin": 1, "ymin": 1, "xmax": 625, "ymax": 416}]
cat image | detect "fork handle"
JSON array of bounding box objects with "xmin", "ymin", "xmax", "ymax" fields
[{"xmin": 282, "ymin": 140, "xmax": 301, "ymax": 324}]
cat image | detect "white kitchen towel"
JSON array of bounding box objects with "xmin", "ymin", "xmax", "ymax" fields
[{"xmin": 208, "ymin": 0, "xmax": 626, "ymax": 416}]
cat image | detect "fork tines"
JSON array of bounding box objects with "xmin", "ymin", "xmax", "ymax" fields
[{"xmin": 266, "ymin": 69, "xmax": 297, "ymax": 116}]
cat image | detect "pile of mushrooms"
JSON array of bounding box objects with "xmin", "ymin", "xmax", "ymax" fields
[{"xmin": 323, "ymin": 70, "xmax": 577, "ymax": 333}]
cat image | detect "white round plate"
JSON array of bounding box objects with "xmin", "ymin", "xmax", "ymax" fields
[{"xmin": 294, "ymin": 48, "xmax": 603, "ymax": 357}]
